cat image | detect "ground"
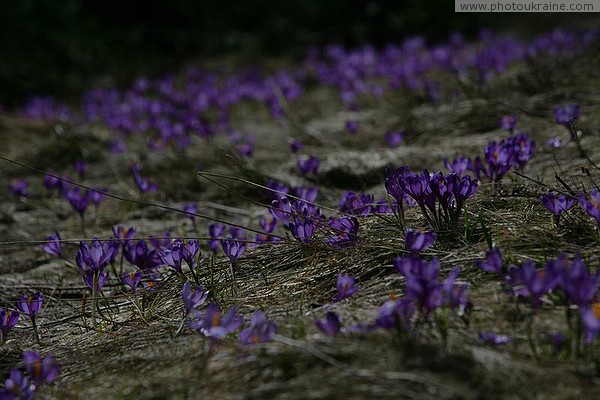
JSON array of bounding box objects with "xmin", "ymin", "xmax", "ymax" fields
[{"xmin": 1, "ymin": 45, "xmax": 600, "ymax": 399}]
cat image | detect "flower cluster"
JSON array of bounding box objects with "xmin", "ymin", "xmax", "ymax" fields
[
  {"xmin": 385, "ymin": 167, "xmax": 478, "ymax": 230},
  {"xmin": 0, "ymin": 351, "xmax": 59, "ymax": 399}
]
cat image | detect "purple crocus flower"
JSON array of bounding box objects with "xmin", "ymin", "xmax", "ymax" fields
[
  {"xmin": 1, "ymin": 369, "xmax": 35, "ymax": 399},
  {"xmin": 294, "ymin": 186, "xmax": 318, "ymax": 203},
  {"xmin": 122, "ymin": 271, "xmax": 141, "ymax": 292},
  {"xmin": 183, "ymin": 203, "xmax": 198, "ymax": 223},
  {"xmin": 75, "ymin": 160, "xmax": 88, "ymax": 178},
  {"xmin": 478, "ymin": 331, "xmax": 512, "ymax": 345},
  {"xmin": 385, "ymin": 131, "xmax": 404, "ymax": 148},
  {"xmin": 326, "ymin": 217, "xmax": 359, "ymax": 248},
  {"xmin": 22, "ymin": 351, "xmax": 60, "ymax": 386},
  {"xmin": 556, "ymin": 254, "xmax": 598, "ymax": 307},
  {"xmin": 221, "ymin": 239, "xmax": 246, "ymax": 261},
  {"xmin": 8, "ymin": 179, "xmax": 28, "ymax": 197},
  {"xmin": 444, "ymin": 156, "xmax": 470, "ymax": 176},
  {"xmin": 315, "ymin": 312, "xmax": 342, "ymax": 336},
  {"xmin": 182, "ymin": 280, "xmax": 208, "ymax": 316},
  {"xmin": 517, "ymin": 260, "xmax": 558, "ymax": 307},
  {"xmin": 89, "ymin": 189, "xmax": 105, "ymax": 207},
  {"xmin": 83, "ymin": 270, "xmax": 109, "ymax": 291},
  {"xmin": 540, "ymin": 192, "xmax": 574, "ymax": 225},
  {"xmin": 581, "ymin": 304, "xmax": 600, "ymax": 344},
  {"xmin": 188, "ymin": 303, "xmax": 243, "ymax": 339},
  {"xmin": 554, "ymin": 103, "xmax": 580, "ymax": 141},
  {"xmin": 499, "ymin": 115, "xmax": 517, "ymax": 132},
  {"xmin": 208, "ymin": 223, "xmax": 226, "ymax": 253},
  {"xmin": 336, "ymin": 274, "xmax": 358, "ymax": 301},
  {"xmin": 483, "ymin": 141, "xmax": 512, "ymax": 183},
  {"xmin": 112, "ymin": 225, "xmax": 136, "ymax": 244},
  {"xmin": 345, "ymin": 120, "xmax": 359, "ymax": 134},
  {"xmin": 557, "ymin": 106, "xmax": 580, "ymax": 138},
  {"xmin": 375, "ymin": 298, "xmax": 415, "ymax": 332},
  {"xmin": 545, "ymin": 137, "xmax": 562, "ymax": 149},
  {"xmin": 160, "ymin": 243, "xmax": 184, "ymax": 274},
  {"xmin": 296, "ymin": 155, "xmax": 320, "ymax": 175},
  {"xmin": 260, "ymin": 215, "xmax": 278, "ymax": 234},
  {"xmin": 404, "ymin": 229, "xmax": 436, "ymax": 255},
  {"xmin": 508, "ymin": 133, "xmax": 535, "ymax": 170},
  {"xmin": 269, "ymin": 196, "xmax": 293, "ymax": 224},
  {"xmin": 404, "ymin": 260, "xmax": 443, "ymax": 316},
  {"xmin": 289, "ymin": 215, "xmax": 315, "ymax": 243},
  {"xmin": 40, "ymin": 231, "xmax": 62, "ymax": 257},
  {"xmin": 43, "ymin": 173, "xmax": 63, "ymax": 191},
  {"xmin": 76, "ymin": 239, "xmax": 117, "ymax": 273},
  {"xmin": 239, "ymin": 311, "xmax": 277, "ymax": 345},
  {"xmin": 290, "ymin": 139, "xmax": 304, "ymax": 153},
  {"xmin": 131, "ymin": 163, "xmax": 158, "ymax": 193},
  {"xmin": 64, "ymin": 187, "xmax": 89, "ymax": 216},
  {"xmin": 181, "ymin": 239, "xmax": 200, "ymax": 269},
  {"xmin": 578, "ymin": 190, "xmax": 600, "ymax": 226},
  {"xmin": 339, "ymin": 192, "xmax": 373, "ymax": 216},
  {"xmin": 16, "ymin": 292, "xmax": 43, "ymax": 316},
  {"xmin": 442, "ymin": 267, "xmax": 469, "ymax": 311},
  {"xmin": 123, "ymin": 239, "xmax": 160, "ymax": 270},
  {"xmin": 266, "ymin": 180, "xmax": 289, "ymax": 199},
  {"xmin": 475, "ymin": 247, "xmax": 504, "ymax": 276},
  {"xmin": 0, "ymin": 308, "xmax": 20, "ymax": 344}
]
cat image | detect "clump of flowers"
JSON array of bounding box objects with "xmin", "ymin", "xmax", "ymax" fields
[
  {"xmin": 0, "ymin": 351, "xmax": 59, "ymax": 399},
  {"xmin": 296, "ymin": 155, "xmax": 320, "ymax": 175},
  {"xmin": 326, "ymin": 217, "xmax": 359, "ymax": 248},
  {"xmin": 385, "ymin": 167, "xmax": 478, "ymax": 231}
]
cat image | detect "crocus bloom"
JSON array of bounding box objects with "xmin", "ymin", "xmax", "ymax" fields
[
  {"xmin": 112, "ymin": 225, "xmax": 136, "ymax": 244},
  {"xmin": 89, "ymin": 190, "xmax": 105, "ymax": 206},
  {"xmin": 578, "ymin": 190, "xmax": 600, "ymax": 226},
  {"xmin": 289, "ymin": 215, "xmax": 314, "ymax": 243},
  {"xmin": 17, "ymin": 292, "xmax": 43, "ymax": 316},
  {"xmin": 221, "ymin": 239, "xmax": 246, "ymax": 261},
  {"xmin": 294, "ymin": 186, "xmax": 318, "ymax": 203},
  {"xmin": 83, "ymin": 270, "xmax": 109, "ymax": 292},
  {"xmin": 8, "ymin": 179, "xmax": 28, "ymax": 197},
  {"xmin": 554, "ymin": 103, "xmax": 580, "ymax": 125},
  {"xmin": 188, "ymin": 303, "xmax": 243, "ymax": 339},
  {"xmin": 483, "ymin": 141, "xmax": 512, "ymax": 183},
  {"xmin": 444, "ymin": 156, "xmax": 470, "ymax": 176},
  {"xmin": 40, "ymin": 231, "xmax": 62, "ymax": 257},
  {"xmin": 43, "ymin": 173, "xmax": 63, "ymax": 191},
  {"xmin": 404, "ymin": 229, "xmax": 436, "ymax": 255},
  {"xmin": 581, "ymin": 303, "xmax": 600, "ymax": 344},
  {"xmin": 239, "ymin": 311, "xmax": 276, "ymax": 345},
  {"xmin": 181, "ymin": 239, "xmax": 200, "ymax": 269},
  {"xmin": 0, "ymin": 308, "xmax": 20, "ymax": 343},
  {"xmin": 1, "ymin": 369, "xmax": 35, "ymax": 399},
  {"xmin": 315, "ymin": 312, "xmax": 342, "ymax": 336},
  {"xmin": 385, "ymin": 131, "xmax": 404, "ymax": 148},
  {"xmin": 339, "ymin": 192, "xmax": 373, "ymax": 216},
  {"xmin": 22, "ymin": 351, "xmax": 60, "ymax": 386},
  {"xmin": 545, "ymin": 137, "xmax": 562, "ymax": 149},
  {"xmin": 336, "ymin": 274, "xmax": 358, "ymax": 301},
  {"xmin": 326, "ymin": 217, "xmax": 359, "ymax": 248},
  {"xmin": 160, "ymin": 243, "xmax": 184, "ymax": 274},
  {"xmin": 290, "ymin": 139, "xmax": 304, "ymax": 153},
  {"xmin": 75, "ymin": 160, "xmax": 88, "ymax": 178},
  {"xmin": 375, "ymin": 298, "xmax": 415, "ymax": 332},
  {"xmin": 123, "ymin": 239, "xmax": 160, "ymax": 270},
  {"xmin": 182, "ymin": 280, "xmax": 208, "ymax": 316},
  {"xmin": 554, "ymin": 103, "xmax": 580, "ymax": 141},
  {"xmin": 76, "ymin": 239, "xmax": 118, "ymax": 273},
  {"xmin": 540, "ymin": 192, "xmax": 574, "ymax": 225},
  {"xmin": 183, "ymin": 203, "xmax": 197, "ymax": 223},
  {"xmin": 266, "ymin": 180, "xmax": 289, "ymax": 199},
  {"xmin": 345, "ymin": 120, "xmax": 359, "ymax": 134},
  {"xmin": 131, "ymin": 163, "xmax": 158, "ymax": 193},
  {"xmin": 296, "ymin": 155, "xmax": 320, "ymax": 175},
  {"xmin": 122, "ymin": 271, "xmax": 141, "ymax": 292},
  {"xmin": 208, "ymin": 223, "xmax": 226, "ymax": 253},
  {"xmin": 499, "ymin": 115, "xmax": 517, "ymax": 132},
  {"xmin": 475, "ymin": 247, "xmax": 503, "ymax": 275},
  {"xmin": 64, "ymin": 187, "xmax": 89, "ymax": 216},
  {"xmin": 442, "ymin": 268, "xmax": 469, "ymax": 311},
  {"xmin": 478, "ymin": 331, "xmax": 512, "ymax": 345}
]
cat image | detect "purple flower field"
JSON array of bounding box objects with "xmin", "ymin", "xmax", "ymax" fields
[{"xmin": 2, "ymin": 24, "xmax": 600, "ymax": 399}]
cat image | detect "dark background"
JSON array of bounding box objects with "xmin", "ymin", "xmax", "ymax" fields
[{"xmin": 0, "ymin": 0, "xmax": 597, "ymax": 105}]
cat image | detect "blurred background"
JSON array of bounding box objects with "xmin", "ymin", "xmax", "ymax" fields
[{"xmin": 1, "ymin": 0, "xmax": 598, "ymax": 106}]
